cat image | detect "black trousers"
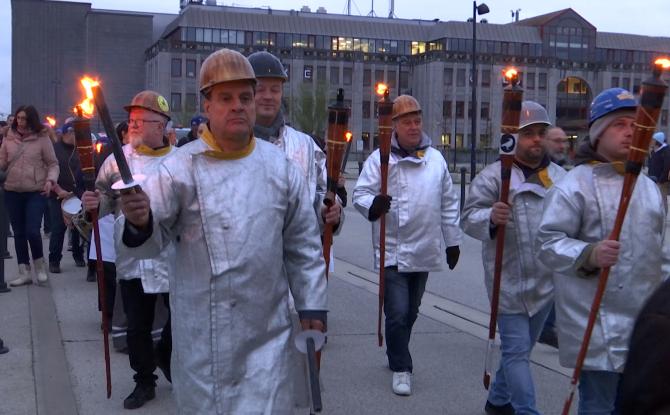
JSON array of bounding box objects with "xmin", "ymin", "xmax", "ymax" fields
[{"xmin": 118, "ymin": 279, "xmax": 171, "ymax": 386}]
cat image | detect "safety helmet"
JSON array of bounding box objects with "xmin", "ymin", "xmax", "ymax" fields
[
  {"xmin": 247, "ymin": 51, "xmax": 288, "ymax": 81},
  {"xmin": 519, "ymin": 101, "xmax": 551, "ymax": 129},
  {"xmin": 124, "ymin": 90, "xmax": 171, "ymax": 121},
  {"xmin": 653, "ymin": 131, "xmax": 666, "ymax": 145},
  {"xmin": 589, "ymin": 88, "xmax": 637, "ymax": 127},
  {"xmin": 392, "ymin": 95, "xmax": 422, "ymax": 120},
  {"xmin": 199, "ymin": 49, "xmax": 256, "ymax": 94}
]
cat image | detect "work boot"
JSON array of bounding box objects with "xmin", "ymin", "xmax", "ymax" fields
[
  {"xmin": 49, "ymin": 262, "xmax": 61, "ymax": 274},
  {"xmin": 0, "ymin": 338, "xmax": 8, "ymax": 354},
  {"xmin": 34, "ymin": 258, "xmax": 48, "ymax": 284},
  {"xmin": 392, "ymin": 371, "xmax": 411, "ymax": 396},
  {"xmin": 123, "ymin": 383, "xmax": 155, "ymax": 409},
  {"xmin": 86, "ymin": 266, "xmax": 95, "ymax": 282},
  {"xmin": 74, "ymin": 258, "xmax": 86, "ymax": 268},
  {"xmin": 484, "ymin": 400, "xmax": 515, "ymax": 415},
  {"xmin": 9, "ymin": 264, "xmax": 32, "ymax": 287}
]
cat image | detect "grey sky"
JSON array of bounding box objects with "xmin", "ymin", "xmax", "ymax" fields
[{"xmin": 1, "ymin": 0, "xmax": 669, "ymax": 116}]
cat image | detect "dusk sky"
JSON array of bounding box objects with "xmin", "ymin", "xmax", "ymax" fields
[{"xmin": 1, "ymin": 0, "xmax": 669, "ymax": 116}]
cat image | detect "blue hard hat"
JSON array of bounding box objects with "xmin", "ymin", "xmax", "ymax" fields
[
  {"xmin": 589, "ymin": 88, "xmax": 637, "ymax": 127},
  {"xmin": 190, "ymin": 115, "xmax": 207, "ymax": 127}
]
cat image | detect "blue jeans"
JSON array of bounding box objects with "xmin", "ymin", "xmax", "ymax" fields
[
  {"xmin": 383, "ymin": 266, "xmax": 428, "ymax": 373},
  {"xmin": 4, "ymin": 191, "xmax": 47, "ymax": 265},
  {"xmin": 487, "ymin": 302, "xmax": 553, "ymax": 415},
  {"xmin": 578, "ymin": 370, "xmax": 621, "ymax": 415},
  {"xmin": 47, "ymin": 197, "xmax": 83, "ymax": 264}
]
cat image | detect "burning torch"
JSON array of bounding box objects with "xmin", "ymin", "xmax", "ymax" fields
[
  {"xmin": 375, "ymin": 82, "xmax": 393, "ymax": 348},
  {"xmin": 72, "ymin": 76, "xmax": 112, "ymax": 398},
  {"xmin": 483, "ymin": 67, "xmax": 523, "ymax": 390},
  {"xmin": 561, "ymin": 57, "xmax": 670, "ymax": 415},
  {"xmin": 322, "ymin": 88, "xmax": 350, "ymax": 277}
]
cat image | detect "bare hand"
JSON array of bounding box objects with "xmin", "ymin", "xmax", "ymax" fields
[
  {"xmin": 62, "ymin": 214, "xmax": 73, "ymax": 228},
  {"xmin": 491, "ymin": 202, "xmax": 511, "ymax": 225},
  {"xmin": 42, "ymin": 180, "xmax": 53, "ymax": 197},
  {"xmin": 300, "ymin": 318, "xmax": 325, "ymax": 333},
  {"xmin": 82, "ymin": 190, "xmax": 100, "ymax": 212},
  {"xmin": 321, "ymin": 202, "xmax": 342, "ymax": 225},
  {"xmin": 337, "ymin": 175, "xmax": 346, "ymax": 188},
  {"xmin": 593, "ymin": 240, "xmax": 621, "ymax": 268},
  {"xmin": 120, "ymin": 189, "xmax": 151, "ymax": 228},
  {"xmin": 57, "ymin": 190, "xmax": 72, "ymax": 200}
]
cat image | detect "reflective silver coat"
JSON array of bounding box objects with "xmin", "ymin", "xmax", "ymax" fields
[
  {"xmin": 96, "ymin": 144, "xmax": 176, "ymax": 293},
  {"xmin": 275, "ymin": 125, "xmax": 332, "ymax": 230},
  {"xmin": 119, "ymin": 137, "xmax": 328, "ymax": 414},
  {"xmin": 461, "ymin": 161, "xmax": 566, "ymax": 316},
  {"xmin": 353, "ymin": 140, "xmax": 462, "ymax": 272},
  {"xmin": 537, "ymin": 163, "xmax": 670, "ymax": 371}
]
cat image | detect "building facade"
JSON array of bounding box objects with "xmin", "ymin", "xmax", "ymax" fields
[{"xmin": 12, "ymin": 1, "xmax": 670, "ymax": 158}]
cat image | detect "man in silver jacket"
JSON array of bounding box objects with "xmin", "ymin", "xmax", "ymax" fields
[
  {"xmin": 82, "ymin": 90, "xmax": 175, "ymax": 409},
  {"xmin": 462, "ymin": 101, "xmax": 566, "ymax": 415},
  {"xmin": 117, "ymin": 49, "xmax": 328, "ymax": 414},
  {"xmin": 537, "ymin": 87, "xmax": 670, "ymax": 414},
  {"xmin": 248, "ymin": 51, "xmax": 342, "ymax": 230},
  {"xmin": 353, "ymin": 95, "xmax": 462, "ymax": 397}
]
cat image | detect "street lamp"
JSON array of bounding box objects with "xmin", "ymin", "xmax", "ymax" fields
[{"xmin": 470, "ymin": 1, "xmax": 489, "ymax": 180}]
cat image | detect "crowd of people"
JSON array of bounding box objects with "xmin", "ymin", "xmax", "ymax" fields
[{"xmin": 1, "ymin": 48, "xmax": 669, "ymax": 415}]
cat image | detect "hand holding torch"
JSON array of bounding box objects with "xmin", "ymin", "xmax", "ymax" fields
[
  {"xmin": 561, "ymin": 57, "xmax": 670, "ymax": 415},
  {"xmin": 483, "ymin": 68, "xmax": 523, "ymax": 390}
]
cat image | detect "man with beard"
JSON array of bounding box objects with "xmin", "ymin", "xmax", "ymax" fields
[
  {"xmin": 462, "ymin": 101, "xmax": 566, "ymax": 415},
  {"xmin": 82, "ymin": 90, "xmax": 175, "ymax": 409}
]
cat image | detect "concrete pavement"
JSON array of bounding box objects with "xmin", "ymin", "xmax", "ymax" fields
[{"xmin": 0, "ymin": 184, "xmax": 576, "ymax": 414}]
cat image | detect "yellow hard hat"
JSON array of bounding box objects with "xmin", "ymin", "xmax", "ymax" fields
[
  {"xmin": 199, "ymin": 48, "xmax": 256, "ymax": 94},
  {"xmin": 392, "ymin": 95, "xmax": 422, "ymax": 120},
  {"xmin": 124, "ymin": 90, "xmax": 171, "ymax": 121}
]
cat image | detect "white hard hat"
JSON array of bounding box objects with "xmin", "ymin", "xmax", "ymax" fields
[{"xmin": 519, "ymin": 101, "xmax": 550, "ymax": 129}]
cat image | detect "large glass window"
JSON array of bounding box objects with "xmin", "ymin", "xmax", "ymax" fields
[
  {"xmin": 221, "ymin": 30, "xmax": 229, "ymax": 44},
  {"xmin": 186, "ymin": 59, "xmax": 196, "ymax": 78},
  {"xmin": 330, "ymin": 66, "xmax": 340, "ymax": 85},
  {"xmin": 526, "ymin": 72, "xmax": 535, "ymax": 89},
  {"xmin": 171, "ymin": 58, "xmax": 182, "ymax": 78},
  {"xmin": 185, "ymin": 93, "xmax": 197, "ymax": 112},
  {"xmin": 444, "ymin": 68, "xmax": 453, "ymax": 86},
  {"xmin": 456, "ymin": 101, "xmax": 464, "ymax": 118},
  {"xmin": 411, "ymin": 41, "xmax": 426, "ymax": 55},
  {"xmin": 481, "ymin": 69, "xmax": 490, "ymax": 87},
  {"xmin": 363, "ymin": 69, "xmax": 371, "ymax": 86},
  {"xmin": 196, "ymin": 28, "xmax": 203, "ymax": 42},
  {"xmin": 204, "ymin": 28, "xmax": 212, "ymax": 43},
  {"xmin": 456, "ymin": 68, "xmax": 465, "ymax": 87},
  {"xmin": 362, "ymin": 100, "xmax": 371, "ymax": 119},
  {"xmin": 317, "ymin": 66, "xmax": 326, "ymax": 83},
  {"xmin": 343, "ymin": 67, "xmax": 352, "ymax": 85},
  {"xmin": 442, "ymin": 101, "xmax": 451, "ymax": 119}
]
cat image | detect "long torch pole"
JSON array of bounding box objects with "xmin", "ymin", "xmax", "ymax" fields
[
  {"xmin": 561, "ymin": 58, "xmax": 670, "ymax": 415},
  {"xmin": 322, "ymin": 89, "xmax": 350, "ymax": 278},
  {"xmin": 73, "ymin": 107, "xmax": 112, "ymax": 398},
  {"xmin": 483, "ymin": 68, "xmax": 523, "ymax": 390},
  {"xmin": 376, "ymin": 84, "xmax": 393, "ymax": 347}
]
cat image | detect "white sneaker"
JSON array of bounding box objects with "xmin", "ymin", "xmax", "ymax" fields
[
  {"xmin": 34, "ymin": 258, "xmax": 48, "ymax": 284},
  {"xmin": 392, "ymin": 371, "xmax": 411, "ymax": 396}
]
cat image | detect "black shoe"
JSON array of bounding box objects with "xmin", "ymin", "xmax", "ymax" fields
[
  {"xmin": 123, "ymin": 384, "xmax": 155, "ymax": 410},
  {"xmin": 1, "ymin": 252, "xmax": 11, "ymax": 259},
  {"xmin": 0, "ymin": 338, "xmax": 8, "ymax": 354},
  {"xmin": 485, "ymin": 401, "xmax": 515, "ymax": 415},
  {"xmin": 74, "ymin": 259, "xmax": 86, "ymax": 268},
  {"xmin": 538, "ymin": 329, "xmax": 559, "ymax": 349},
  {"xmin": 86, "ymin": 268, "xmax": 95, "ymax": 282},
  {"xmin": 49, "ymin": 262, "xmax": 61, "ymax": 274}
]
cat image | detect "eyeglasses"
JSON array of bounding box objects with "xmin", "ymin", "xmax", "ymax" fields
[{"xmin": 128, "ymin": 119, "xmax": 162, "ymax": 127}]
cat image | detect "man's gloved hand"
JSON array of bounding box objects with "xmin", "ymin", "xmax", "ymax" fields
[
  {"xmin": 446, "ymin": 245, "xmax": 460, "ymax": 270},
  {"xmin": 368, "ymin": 194, "xmax": 392, "ymax": 221}
]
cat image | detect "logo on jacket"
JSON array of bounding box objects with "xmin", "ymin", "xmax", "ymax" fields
[{"xmin": 500, "ymin": 133, "xmax": 517, "ymax": 155}]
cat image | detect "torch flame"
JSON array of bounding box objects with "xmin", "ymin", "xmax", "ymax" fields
[
  {"xmin": 45, "ymin": 116, "xmax": 56, "ymax": 127},
  {"xmin": 376, "ymin": 83, "xmax": 388, "ymax": 96},
  {"xmin": 503, "ymin": 68, "xmax": 518, "ymax": 80},
  {"xmin": 96, "ymin": 142, "xmax": 103, "ymax": 154},
  {"xmin": 74, "ymin": 76, "xmax": 100, "ymax": 117},
  {"xmin": 654, "ymin": 57, "xmax": 670, "ymax": 69},
  {"xmin": 345, "ymin": 131, "xmax": 353, "ymax": 142}
]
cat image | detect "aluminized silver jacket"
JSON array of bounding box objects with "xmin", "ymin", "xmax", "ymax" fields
[
  {"xmin": 537, "ymin": 163, "xmax": 670, "ymax": 372},
  {"xmin": 461, "ymin": 161, "xmax": 565, "ymax": 316},
  {"xmin": 353, "ymin": 136, "xmax": 462, "ymax": 272},
  {"xmin": 119, "ymin": 135, "xmax": 328, "ymax": 414},
  {"xmin": 96, "ymin": 144, "xmax": 176, "ymax": 293}
]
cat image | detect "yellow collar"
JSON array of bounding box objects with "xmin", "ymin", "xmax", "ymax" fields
[
  {"xmin": 135, "ymin": 144, "xmax": 172, "ymax": 157},
  {"xmin": 588, "ymin": 160, "xmax": 625, "ymax": 175},
  {"xmin": 200, "ymin": 126, "xmax": 255, "ymax": 160}
]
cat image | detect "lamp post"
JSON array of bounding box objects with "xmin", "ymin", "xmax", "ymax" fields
[{"xmin": 470, "ymin": 1, "xmax": 489, "ymax": 181}]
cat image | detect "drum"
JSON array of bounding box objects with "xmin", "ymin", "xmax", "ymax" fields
[{"xmin": 61, "ymin": 196, "xmax": 91, "ymax": 242}]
